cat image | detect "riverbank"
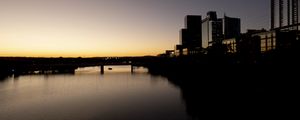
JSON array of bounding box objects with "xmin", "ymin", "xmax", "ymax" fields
[{"xmin": 146, "ymin": 58, "xmax": 298, "ymax": 119}]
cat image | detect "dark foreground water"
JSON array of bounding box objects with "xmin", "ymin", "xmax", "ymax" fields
[{"xmin": 0, "ymin": 66, "xmax": 189, "ymax": 120}]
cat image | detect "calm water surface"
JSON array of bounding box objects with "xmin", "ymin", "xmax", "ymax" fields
[{"xmin": 0, "ymin": 66, "xmax": 189, "ymax": 120}]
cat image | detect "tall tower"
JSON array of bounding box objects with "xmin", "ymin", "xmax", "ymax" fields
[
  {"xmin": 181, "ymin": 15, "xmax": 202, "ymax": 48},
  {"xmin": 271, "ymin": 0, "xmax": 299, "ymax": 30},
  {"xmin": 271, "ymin": 0, "xmax": 275, "ymax": 29},
  {"xmin": 279, "ymin": 0, "xmax": 284, "ymax": 28},
  {"xmin": 292, "ymin": 0, "xmax": 299, "ymax": 29},
  {"xmin": 288, "ymin": 0, "xmax": 291, "ymax": 26}
]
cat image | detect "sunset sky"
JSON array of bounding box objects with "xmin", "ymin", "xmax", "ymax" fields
[{"xmin": 0, "ymin": 0, "xmax": 269, "ymax": 57}]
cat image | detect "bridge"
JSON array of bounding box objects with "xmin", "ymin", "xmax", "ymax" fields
[
  {"xmin": 0, "ymin": 57, "xmax": 155, "ymax": 75},
  {"xmin": 99, "ymin": 62, "xmax": 136, "ymax": 74}
]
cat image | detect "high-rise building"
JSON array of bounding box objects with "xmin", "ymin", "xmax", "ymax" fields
[
  {"xmin": 202, "ymin": 11, "xmax": 241, "ymax": 49},
  {"xmin": 222, "ymin": 16, "xmax": 241, "ymax": 39},
  {"xmin": 186, "ymin": 15, "xmax": 202, "ymax": 31},
  {"xmin": 202, "ymin": 11, "xmax": 223, "ymax": 48},
  {"xmin": 177, "ymin": 11, "xmax": 240, "ymax": 55},
  {"xmin": 180, "ymin": 15, "xmax": 202, "ymax": 48},
  {"xmin": 271, "ymin": 0, "xmax": 299, "ymax": 30}
]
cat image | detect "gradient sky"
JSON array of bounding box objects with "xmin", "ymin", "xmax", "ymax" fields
[{"xmin": 0, "ymin": 0, "xmax": 269, "ymax": 57}]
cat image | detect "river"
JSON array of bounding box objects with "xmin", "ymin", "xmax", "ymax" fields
[{"xmin": 0, "ymin": 66, "xmax": 190, "ymax": 120}]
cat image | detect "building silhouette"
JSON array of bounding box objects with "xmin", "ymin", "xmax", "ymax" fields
[
  {"xmin": 271, "ymin": 0, "xmax": 299, "ymax": 30},
  {"xmin": 174, "ymin": 12, "xmax": 241, "ymax": 56},
  {"xmin": 223, "ymin": 16, "xmax": 241, "ymax": 39},
  {"xmin": 175, "ymin": 15, "xmax": 202, "ymax": 56},
  {"xmin": 202, "ymin": 11, "xmax": 240, "ymax": 48},
  {"xmin": 181, "ymin": 15, "xmax": 202, "ymax": 48},
  {"xmin": 202, "ymin": 11, "xmax": 223, "ymax": 48},
  {"xmin": 163, "ymin": 0, "xmax": 300, "ymax": 64},
  {"xmin": 253, "ymin": 30, "xmax": 299, "ymax": 53}
]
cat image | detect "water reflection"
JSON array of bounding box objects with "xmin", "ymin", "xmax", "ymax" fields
[
  {"xmin": 0, "ymin": 66, "xmax": 188, "ymax": 120},
  {"xmin": 1, "ymin": 65, "xmax": 297, "ymax": 119},
  {"xmin": 0, "ymin": 76, "xmax": 8, "ymax": 82},
  {"xmin": 75, "ymin": 66, "xmax": 148, "ymax": 74}
]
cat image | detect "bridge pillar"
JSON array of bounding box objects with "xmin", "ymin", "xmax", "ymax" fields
[
  {"xmin": 131, "ymin": 65, "xmax": 134, "ymax": 73},
  {"xmin": 100, "ymin": 65, "xmax": 104, "ymax": 74}
]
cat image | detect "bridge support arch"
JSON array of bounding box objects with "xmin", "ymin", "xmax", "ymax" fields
[{"xmin": 100, "ymin": 64, "xmax": 134, "ymax": 74}]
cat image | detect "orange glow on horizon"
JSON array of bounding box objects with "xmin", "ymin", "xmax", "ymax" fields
[
  {"xmin": 0, "ymin": 20, "xmax": 171, "ymax": 57},
  {"xmin": 0, "ymin": 48, "xmax": 163, "ymax": 57},
  {"xmin": 0, "ymin": 0, "xmax": 179, "ymax": 57}
]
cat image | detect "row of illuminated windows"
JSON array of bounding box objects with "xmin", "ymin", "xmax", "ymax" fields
[
  {"xmin": 223, "ymin": 40, "xmax": 236, "ymax": 53},
  {"xmin": 261, "ymin": 38, "xmax": 276, "ymax": 52}
]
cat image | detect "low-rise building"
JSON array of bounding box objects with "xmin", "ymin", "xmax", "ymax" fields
[{"xmin": 252, "ymin": 30, "xmax": 298, "ymax": 53}]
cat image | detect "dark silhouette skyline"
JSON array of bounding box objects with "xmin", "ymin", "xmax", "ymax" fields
[
  {"xmin": 1, "ymin": 1, "xmax": 300, "ymax": 119},
  {"xmin": 0, "ymin": 0, "xmax": 269, "ymax": 57}
]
